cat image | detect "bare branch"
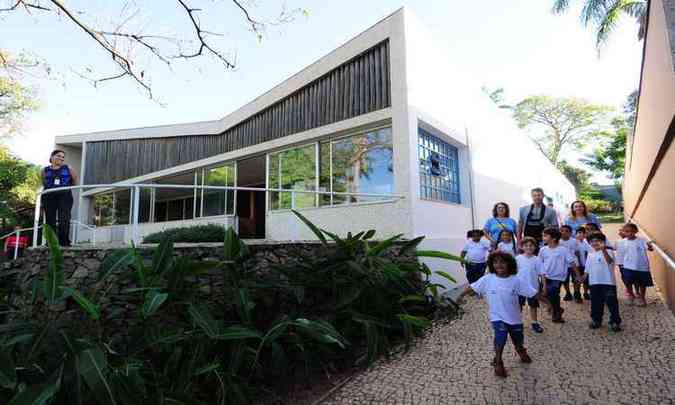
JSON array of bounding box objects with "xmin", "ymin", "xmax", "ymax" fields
[
  {"xmin": 0, "ymin": 0, "xmax": 50, "ymax": 12},
  {"xmin": 173, "ymin": 0, "xmax": 236, "ymax": 68},
  {"xmin": 48, "ymin": 0, "xmax": 153, "ymax": 98},
  {"xmin": 232, "ymin": 0, "xmax": 263, "ymax": 34}
]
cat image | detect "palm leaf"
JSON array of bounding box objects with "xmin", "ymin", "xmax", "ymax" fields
[
  {"xmin": 188, "ymin": 304, "xmax": 221, "ymax": 338},
  {"xmin": 151, "ymin": 236, "xmax": 174, "ymax": 276},
  {"xmin": 78, "ymin": 347, "xmax": 117, "ymax": 405},
  {"xmin": 8, "ymin": 367, "xmax": 61, "ymax": 405},
  {"xmin": 0, "ymin": 347, "xmax": 16, "ymax": 389},
  {"xmin": 63, "ymin": 287, "xmax": 101, "ymax": 320},
  {"xmin": 552, "ymin": 0, "xmax": 570, "ymax": 14},
  {"xmin": 434, "ymin": 270, "xmax": 457, "ymax": 284},
  {"xmin": 43, "ymin": 224, "xmax": 64, "ymax": 304},
  {"xmin": 98, "ymin": 250, "xmax": 134, "ymax": 282},
  {"xmin": 367, "ymin": 234, "xmax": 404, "ymax": 257},
  {"xmin": 223, "ymin": 226, "xmax": 241, "ymax": 261},
  {"xmin": 213, "ymin": 325, "xmax": 262, "ymax": 340},
  {"xmin": 416, "ymin": 250, "xmax": 463, "ymax": 262},
  {"xmin": 141, "ymin": 290, "xmax": 168, "ymax": 319},
  {"xmin": 398, "ymin": 236, "xmax": 425, "ymax": 255},
  {"xmin": 291, "ymin": 210, "xmax": 327, "ymax": 245}
]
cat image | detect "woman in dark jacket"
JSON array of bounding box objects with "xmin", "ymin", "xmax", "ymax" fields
[{"xmin": 42, "ymin": 150, "xmax": 78, "ymax": 246}]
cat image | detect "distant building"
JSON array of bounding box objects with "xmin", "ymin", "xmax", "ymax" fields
[
  {"xmin": 623, "ymin": 0, "xmax": 675, "ymax": 313},
  {"xmin": 52, "ymin": 9, "xmax": 575, "ymax": 285}
]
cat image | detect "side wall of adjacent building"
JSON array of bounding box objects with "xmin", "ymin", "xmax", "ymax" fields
[{"xmin": 624, "ymin": 0, "xmax": 675, "ymax": 313}]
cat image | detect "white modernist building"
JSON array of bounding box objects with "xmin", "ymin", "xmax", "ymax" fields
[{"xmin": 53, "ymin": 8, "xmax": 575, "ymax": 285}]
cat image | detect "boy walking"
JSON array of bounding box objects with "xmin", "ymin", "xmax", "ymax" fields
[
  {"xmin": 582, "ymin": 232, "xmax": 622, "ymax": 332},
  {"xmin": 539, "ymin": 227, "xmax": 578, "ymax": 323},
  {"xmin": 619, "ymin": 223, "xmax": 654, "ymax": 307},
  {"xmin": 460, "ymin": 230, "xmax": 491, "ymax": 284}
]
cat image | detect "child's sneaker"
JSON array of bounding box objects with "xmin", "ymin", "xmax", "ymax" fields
[
  {"xmin": 589, "ymin": 321, "xmax": 602, "ymax": 329},
  {"xmin": 609, "ymin": 323, "xmax": 622, "ymax": 332},
  {"xmin": 531, "ymin": 323, "xmax": 544, "ymax": 333},
  {"xmin": 563, "ymin": 292, "xmax": 573, "ymax": 301},
  {"xmin": 493, "ymin": 359, "xmax": 507, "ymax": 378},
  {"xmin": 516, "ymin": 347, "xmax": 532, "ymax": 363}
]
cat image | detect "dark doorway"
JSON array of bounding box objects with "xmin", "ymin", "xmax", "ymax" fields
[{"xmin": 236, "ymin": 156, "xmax": 266, "ymax": 239}]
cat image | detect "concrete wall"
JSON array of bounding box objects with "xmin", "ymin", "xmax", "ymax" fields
[{"xmin": 623, "ymin": 0, "xmax": 675, "ymax": 313}]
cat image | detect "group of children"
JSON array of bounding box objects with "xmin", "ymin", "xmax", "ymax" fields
[{"xmin": 458, "ymin": 222, "xmax": 653, "ymax": 378}]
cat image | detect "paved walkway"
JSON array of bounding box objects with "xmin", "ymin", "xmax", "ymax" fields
[{"xmin": 324, "ymin": 238, "xmax": 675, "ymax": 404}]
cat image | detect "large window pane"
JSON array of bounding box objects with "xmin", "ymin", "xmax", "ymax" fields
[
  {"xmin": 91, "ymin": 193, "xmax": 114, "ymax": 226},
  {"xmin": 418, "ymin": 128, "xmax": 460, "ymax": 203},
  {"xmin": 319, "ymin": 142, "xmax": 331, "ymax": 206},
  {"xmin": 203, "ymin": 163, "xmax": 235, "ymax": 217},
  {"xmin": 114, "ymin": 189, "xmax": 131, "ymax": 225},
  {"xmin": 268, "ymin": 145, "xmax": 316, "ymax": 210},
  {"xmin": 332, "ymin": 127, "xmax": 393, "ymax": 204},
  {"xmin": 155, "ymin": 172, "xmax": 198, "ymax": 222}
]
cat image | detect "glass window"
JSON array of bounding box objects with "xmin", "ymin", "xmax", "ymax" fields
[
  {"xmin": 90, "ymin": 189, "xmax": 132, "ymax": 226},
  {"xmin": 319, "ymin": 142, "xmax": 331, "ymax": 206},
  {"xmin": 202, "ymin": 163, "xmax": 235, "ymax": 217},
  {"xmin": 418, "ymin": 128, "xmax": 460, "ymax": 204},
  {"xmin": 268, "ymin": 145, "xmax": 317, "ymax": 210},
  {"xmin": 155, "ymin": 171, "xmax": 199, "ymax": 222},
  {"xmin": 331, "ymin": 127, "xmax": 393, "ymax": 204}
]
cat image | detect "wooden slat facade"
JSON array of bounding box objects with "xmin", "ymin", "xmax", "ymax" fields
[{"xmin": 84, "ymin": 40, "xmax": 391, "ymax": 185}]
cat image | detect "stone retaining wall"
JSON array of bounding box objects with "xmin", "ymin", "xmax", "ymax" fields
[{"xmin": 1, "ymin": 242, "xmax": 415, "ymax": 343}]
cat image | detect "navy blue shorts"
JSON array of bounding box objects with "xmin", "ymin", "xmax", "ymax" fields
[
  {"xmin": 491, "ymin": 321, "xmax": 524, "ymax": 347},
  {"xmin": 624, "ymin": 269, "xmax": 654, "ymax": 287},
  {"xmin": 465, "ymin": 262, "xmax": 487, "ymax": 284},
  {"xmin": 519, "ymin": 295, "xmax": 539, "ymax": 308}
]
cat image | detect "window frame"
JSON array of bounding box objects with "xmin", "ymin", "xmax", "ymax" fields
[{"xmin": 418, "ymin": 127, "xmax": 461, "ymax": 204}]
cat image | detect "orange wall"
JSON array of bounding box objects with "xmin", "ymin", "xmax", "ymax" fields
[{"xmin": 624, "ymin": 0, "xmax": 675, "ymax": 313}]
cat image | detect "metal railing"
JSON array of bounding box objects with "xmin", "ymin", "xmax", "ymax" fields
[
  {"xmin": 70, "ymin": 220, "xmax": 97, "ymax": 247},
  {"xmin": 34, "ymin": 183, "xmax": 405, "ymax": 247},
  {"xmin": 1, "ymin": 226, "xmax": 39, "ymax": 260}
]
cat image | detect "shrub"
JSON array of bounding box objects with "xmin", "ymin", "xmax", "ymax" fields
[
  {"xmin": 585, "ymin": 199, "xmax": 614, "ymax": 214},
  {"xmin": 143, "ymin": 223, "xmax": 228, "ymax": 243},
  {"xmin": 0, "ymin": 216, "xmax": 460, "ymax": 404}
]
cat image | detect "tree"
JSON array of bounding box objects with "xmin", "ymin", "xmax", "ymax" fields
[
  {"xmin": 512, "ymin": 95, "xmax": 613, "ymax": 167},
  {"xmin": 0, "ymin": 1, "xmax": 306, "ymax": 100},
  {"xmin": 0, "ymin": 50, "xmax": 39, "ymax": 137},
  {"xmin": 582, "ymin": 90, "xmax": 636, "ymax": 180},
  {"xmin": 0, "ymin": 145, "xmax": 41, "ymax": 229},
  {"xmin": 481, "ymin": 86, "xmax": 511, "ymax": 109},
  {"xmin": 552, "ymin": 0, "xmax": 647, "ymax": 48}
]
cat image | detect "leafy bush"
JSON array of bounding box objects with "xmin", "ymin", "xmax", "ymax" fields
[
  {"xmin": 143, "ymin": 223, "xmax": 228, "ymax": 243},
  {"xmin": 0, "ymin": 215, "xmax": 460, "ymax": 404},
  {"xmin": 585, "ymin": 199, "xmax": 614, "ymax": 214}
]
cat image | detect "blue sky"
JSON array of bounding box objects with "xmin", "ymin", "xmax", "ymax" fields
[{"xmin": 2, "ymin": 0, "xmax": 643, "ymax": 183}]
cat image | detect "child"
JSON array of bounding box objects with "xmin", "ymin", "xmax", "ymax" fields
[
  {"xmin": 585, "ymin": 222, "xmax": 600, "ymax": 233},
  {"xmin": 620, "ymin": 223, "xmax": 654, "ymax": 307},
  {"xmin": 460, "ymin": 230, "xmax": 491, "ymax": 284},
  {"xmin": 497, "ymin": 230, "xmax": 517, "ymax": 257},
  {"xmin": 539, "ymin": 227, "xmax": 579, "ymax": 323},
  {"xmin": 612, "ymin": 227, "xmax": 635, "ymax": 301},
  {"xmin": 559, "ymin": 225, "xmax": 582, "ymax": 303},
  {"xmin": 516, "ymin": 237, "xmax": 546, "ymax": 333},
  {"xmin": 457, "ymin": 252, "xmax": 538, "ymax": 378},
  {"xmin": 575, "ymin": 227, "xmax": 592, "ymax": 300},
  {"xmin": 582, "ymin": 232, "xmax": 622, "ymax": 332}
]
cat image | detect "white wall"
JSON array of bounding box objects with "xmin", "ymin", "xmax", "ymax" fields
[{"xmin": 400, "ymin": 10, "xmax": 576, "ymax": 289}]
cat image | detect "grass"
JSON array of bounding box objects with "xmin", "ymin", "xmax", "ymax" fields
[{"xmin": 597, "ymin": 212, "xmax": 624, "ymax": 224}]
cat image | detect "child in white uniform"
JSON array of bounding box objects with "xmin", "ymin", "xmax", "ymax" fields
[
  {"xmin": 516, "ymin": 237, "xmax": 546, "ymax": 333},
  {"xmin": 460, "ymin": 229, "xmax": 492, "ymax": 284},
  {"xmin": 582, "ymin": 232, "xmax": 622, "ymax": 331},
  {"xmin": 539, "ymin": 227, "xmax": 579, "ymax": 323},
  {"xmin": 458, "ymin": 251, "xmax": 539, "ymax": 378},
  {"xmin": 620, "ymin": 223, "xmax": 654, "ymax": 307},
  {"xmin": 560, "ymin": 225, "xmax": 582, "ymax": 303},
  {"xmin": 497, "ymin": 230, "xmax": 517, "ymax": 257},
  {"xmin": 575, "ymin": 227, "xmax": 592, "ymax": 300}
]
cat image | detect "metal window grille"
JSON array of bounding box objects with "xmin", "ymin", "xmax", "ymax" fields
[{"xmin": 418, "ymin": 128, "xmax": 460, "ymax": 203}]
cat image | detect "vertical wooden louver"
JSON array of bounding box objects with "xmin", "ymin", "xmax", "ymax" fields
[{"xmin": 85, "ymin": 40, "xmax": 391, "ymax": 184}]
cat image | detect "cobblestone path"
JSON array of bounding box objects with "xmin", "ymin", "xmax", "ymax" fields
[{"xmin": 324, "ymin": 235, "xmax": 675, "ymax": 404}]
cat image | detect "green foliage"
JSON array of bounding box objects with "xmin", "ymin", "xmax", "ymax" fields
[
  {"xmin": 1, "ymin": 50, "xmax": 39, "ymax": 137},
  {"xmin": 0, "ymin": 146, "xmax": 41, "ymax": 230},
  {"xmin": 142, "ymin": 224, "xmax": 228, "ymax": 243},
  {"xmin": 1, "ymin": 216, "xmax": 460, "ymax": 404},
  {"xmin": 512, "ymin": 95, "xmax": 613, "ymax": 166},
  {"xmin": 552, "ymin": 0, "xmax": 647, "ymax": 47}
]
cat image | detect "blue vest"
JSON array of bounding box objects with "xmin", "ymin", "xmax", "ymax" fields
[{"xmin": 43, "ymin": 165, "xmax": 72, "ymax": 189}]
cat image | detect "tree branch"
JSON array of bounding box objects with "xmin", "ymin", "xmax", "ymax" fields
[
  {"xmin": 48, "ymin": 0, "xmax": 153, "ymax": 98},
  {"xmin": 173, "ymin": 0, "xmax": 236, "ymax": 68}
]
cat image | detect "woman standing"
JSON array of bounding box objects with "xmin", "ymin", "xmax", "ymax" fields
[
  {"xmin": 484, "ymin": 202, "xmax": 518, "ymax": 247},
  {"xmin": 42, "ymin": 150, "xmax": 78, "ymax": 246},
  {"xmin": 564, "ymin": 200, "xmax": 601, "ymax": 234}
]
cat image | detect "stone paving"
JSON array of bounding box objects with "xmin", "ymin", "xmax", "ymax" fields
[{"xmin": 324, "ymin": 234, "xmax": 675, "ymax": 404}]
